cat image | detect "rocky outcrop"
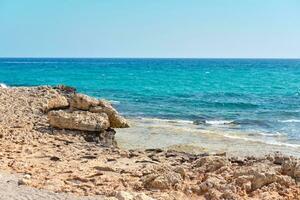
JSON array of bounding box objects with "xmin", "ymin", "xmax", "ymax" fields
[
  {"xmin": 46, "ymin": 88, "xmax": 129, "ymax": 147},
  {"xmin": 90, "ymin": 100, "xmax": 129, "ymax": 128},
  {"xmin": 69, "ymin": 93, "xmax": 129, "ymax": 128},
  {"xmin": 48, "ymin": 110, "xmax": 110, "ymax": 132}
]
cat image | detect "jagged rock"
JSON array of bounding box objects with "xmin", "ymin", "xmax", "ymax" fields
[
  {"xmin": 251, "ymin": 171, "xmax": 277, "ymax": 190},
  {"xmin": 46, "ymin": 95, "xmax": 69, "ymax": 111},
  {"xmin": 282, "ymin": 159, "xmax": 300, "ymax": 181},
  {"xmin": 70, "ymin": 93, "xmax": 99, "ymax": 110},
  {"xmin": 90, "ymin": 100, "xmax": 129, "ymax": 128},
  {"xmin": 142, "ymin": 166, "xmax": 183, "ymax": 190},
  {"xmin": 48, "ymin": 110, "xmax": 110, "ymax": 131},
  {"xmin": 194, "ymin": 156, "xmax": 230, "ymax": 172}
]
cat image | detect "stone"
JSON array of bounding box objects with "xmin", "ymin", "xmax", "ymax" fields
[
  {"xmin": 48, "ymin": 110, "xmax": 110, "ymax": 131},
  {"xmin": 116, "ymin": 191, "xmax": 134, "ymax": 200},
  {"xmin": 142, "ymin": 168, "xmax": 183, "ymax": 190},
  {"xmin": 70, "ymin": 93, "xmax": 99, "ymax": 110},
  {"xmin": 194, "ymin": 156, "xmax": 230, "ymax": 172},
  {"xmin": 282, "ymin": 159, "xmax": 300, "ymax": 181},
  {"xmin": 18, "ymin": 174, "xmax": 32, "ymax": 186},
  {"xmin": 46, "ymin": 95, "xmax": 69, "ymax": 111},
  {"xmin": 134, "ymin": 193, "xmax": 154, "ymax": 200},
  {"xmin": 251, "ymin": 171, "xmax": 277, "ymax": 190},
  {"xmin": 99, "ymin": 128, "xmax": 117, "ymax": 147},
  {"xmin": 90, "ymin": 100, "xmax": 129, "ymax": 128}
]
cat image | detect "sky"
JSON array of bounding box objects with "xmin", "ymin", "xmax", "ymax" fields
[{"xmin": 0, "ymin": 0, "xmax": 300, "ymax": 58}]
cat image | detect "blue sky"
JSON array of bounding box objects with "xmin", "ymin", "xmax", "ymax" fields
[{"xmin": 0, "ymin": 0, "xmax": 299, "ymax": 58}]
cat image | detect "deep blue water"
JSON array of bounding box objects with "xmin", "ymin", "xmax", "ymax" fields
[{"xmin": 1, "ymin": 58, "xmax": 300, "ymax": 146}]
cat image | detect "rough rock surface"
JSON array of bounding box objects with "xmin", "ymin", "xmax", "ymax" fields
[
  {"xmin": 48, "ymin": 110, "xmax": 110, "ymax": 131},
  {"xmin": 71, "ymin": 93, "xmax": 100, "ymax": 111},
  {"xmin": 64, "ymin": 93, "xmax": 129, "ymax": 128},
  {"xmin": 0, "ymin": 86, "xmax": 299, "ymax": 200}
]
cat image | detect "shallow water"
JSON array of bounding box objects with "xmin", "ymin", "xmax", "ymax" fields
[{"xmin": 1, "ymin": 58, "xmax": 300, "ymax": 155}]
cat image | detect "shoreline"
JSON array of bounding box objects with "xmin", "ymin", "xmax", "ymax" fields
[{"xmin": 0, "ymin": 85, "xmax": 299, "ymax": 199}]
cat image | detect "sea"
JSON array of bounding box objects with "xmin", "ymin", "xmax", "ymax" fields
[{"xmin": 1, "ymin": 58, "xmax": 300, "ymax": 156}]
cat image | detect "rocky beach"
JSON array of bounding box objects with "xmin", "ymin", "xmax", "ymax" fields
[{"xmin": 0, "ymin": 85, "xmax": 300, "ymax": 200}]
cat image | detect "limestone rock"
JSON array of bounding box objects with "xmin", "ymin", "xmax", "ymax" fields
[
  {"xmin": 47, "ymin": 95, "xmax": 69, "ymax": 111},
  {"xmin": 282, "ymin": 159, "xmax": 300, "ymax": 181},
  {"xmin": 116, "ymin": 191, "xmax": 134, "ymax": 200},
  {"xmin": 71, "ymin": 93, "xmax": 99, "ymax": 110},
  {"xmin": 134, "ymin": 193, "xmax": 155, "ymax": 200},
  {"xmin": 142, "ymin": 167, "xmax": 183, "ymax": 190},
  {"xmin": 194, "ymin": 156, "xmax": 230, "ymax": 172},
  {"xmin": 251, "ymin": 171, "xmax": 277, "ymax": 190},
  {"xmin": 90, "ymin": 100, "xmax": 129, "ymax": 128},
  {"xmin": 48, "ymin": 110, "xmax": 110, "ymax": 131}
]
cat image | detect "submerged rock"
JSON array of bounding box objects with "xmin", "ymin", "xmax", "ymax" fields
[{"xmin": 48, "ymin": 110, "xmax": 110, "ymax": 132}]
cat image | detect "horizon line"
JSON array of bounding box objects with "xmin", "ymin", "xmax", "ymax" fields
[{"xmin": 1, "ymin": 57, "xmax": 300, "ymax": 60}]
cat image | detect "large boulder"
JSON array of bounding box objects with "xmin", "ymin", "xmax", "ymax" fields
[
  {"xmin": 48, "ymin": 110, "xmax": 110, "ymax": 132},
  {"xmin": 90, "ymin": 100, "xmax": 129, "ymax": 128},
  {"xmin": 70, "ymin": 93, "xmax": 99, "ymax": 110}
]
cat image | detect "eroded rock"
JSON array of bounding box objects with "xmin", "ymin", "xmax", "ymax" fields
[
  {"xmin": 90, "ymin": 100, "xmax": 129, "ymax": 128},
  {"xmin": 70, "ymin": 93, "xmax": 99, "ymax": 110},
  {"xmin": 48, "ymin": 110, "xmax": 110, "ymax": 131},
  {"xmin": 47, "ymin": 95, "xmax": 69, "ymax": 111}
]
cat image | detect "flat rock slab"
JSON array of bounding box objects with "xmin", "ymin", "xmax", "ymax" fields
[
  {"xmin": 0, "ymin": 171, "xmax": 112, "ymax": 200},
  {"xmin": 48, "ymin": 110, "xmax": 110, "ymax": 132}
]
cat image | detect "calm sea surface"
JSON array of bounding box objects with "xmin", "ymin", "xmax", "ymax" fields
[{"xmin": 1, "ymin": 58, "xmax": 300, "ymax": 152}]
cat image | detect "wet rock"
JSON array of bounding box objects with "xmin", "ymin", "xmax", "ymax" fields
[
  {"xmin": 193, "ymin": 119, "xmax": 206, "ymax": 125},
  {"xmin": 70, "ymin": 93, "xmax": 99, "ymax": 110},
  {"xmin": 48, "ymin": 110, "xmax": 110, "ymax": 131}
]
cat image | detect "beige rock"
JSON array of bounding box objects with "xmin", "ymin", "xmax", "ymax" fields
[
  {"xmin": 48, "ymin": 110, "xmax": 110, "ymax": 131},
  {"xmin": 195, "ymin": 156, "xmax": 230, "ymax": 172},
  {"xmin": 134, "ymin": 193, "xmax": 154, "ymax": 200},
  {"xmin": 142, "ymin": 169, "xmax": 182, "ymax": 190},
  {"xmin": 282, "ymin": 159, "xmax": 300, "ymax": 180},
  {"xmin": 251, "ymin": 171, "xmax": 277, "ymax": 190},
  {"xmin": 71, "ymin": 93, "xmax": 99, "ymax": 110},
  {"xmin": 47, "ymin": 95, "xmax": 69, "ymax": 111},
  {"xmin": 116, "ymin": 191, "xmax": 134, "ymax": 200},
  {"xmin": 90, "ymin": 102, "xmax": 129, "ymax": 128}
]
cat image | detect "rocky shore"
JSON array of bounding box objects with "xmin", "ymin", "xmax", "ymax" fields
[{"xmin": 0, "ymin": 85, "xmax": 299, "ymax": 200}]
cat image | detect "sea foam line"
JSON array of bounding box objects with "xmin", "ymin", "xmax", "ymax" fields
[{"xmin": 0, "ymin": 83, "xmax": 8, "ymax": 88}]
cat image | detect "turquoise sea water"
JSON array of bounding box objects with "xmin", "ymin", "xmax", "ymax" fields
[{"xmin": 1, "ymin": 58, "xmax": 300, "ymax": 150}]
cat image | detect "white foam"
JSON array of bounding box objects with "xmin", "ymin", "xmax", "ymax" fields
[
  {"xmin": 0, "ymin": 83, "xmax": 8, "ymax": 88},
  {"xmin": 109, "ymin": 100, "xmax": 120, "ymax": 105},
  {"xmin": 279, "ymin": 119, "xmax": 300, "ymax": 123},
  {"xmin": 205, "ymin": 120, "xmax": 234, "ymax": 125}
]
